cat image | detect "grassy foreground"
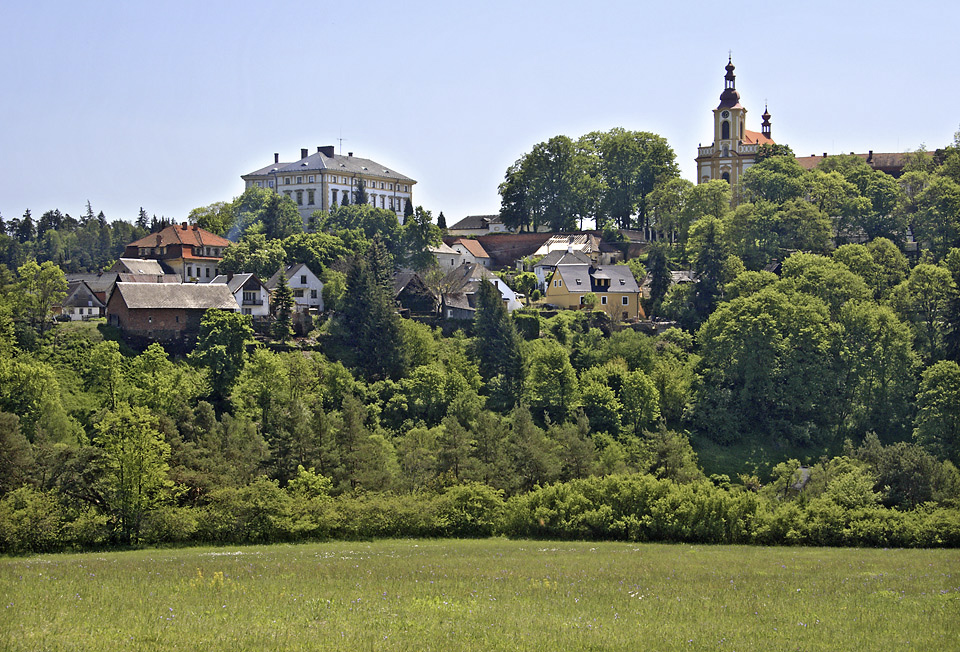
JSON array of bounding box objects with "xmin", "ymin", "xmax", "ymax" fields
[{"xmin": 1, "ymin": 539, "xmax": 958, "ymax": 651}]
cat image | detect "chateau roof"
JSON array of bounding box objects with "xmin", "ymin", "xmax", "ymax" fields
[{"xmin": 243, "ymin": 150, "xmax": 415, "ymax": 183}]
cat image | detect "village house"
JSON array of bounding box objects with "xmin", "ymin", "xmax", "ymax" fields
[
  {"xmin": 448, "ymin": 238, "xmax": 491, "ymax": 268},
  {"xmin": 440, "ymin": 263, "xmax": 522, "ymax": 319},
  {"xmin": 57, "ymin": 280, "xmax": 106, "ymax": 321},
  {"xmin": 445, "ymin": 214, "xmax": 510, "ymax": 237},
  {"xmin": 532, "ymin": 249, "xmax": 593, "ymax": 293},
  {"xmin": 429, "ymin": 242, "xmax": 462, "ymax": 268},
  {"xmin": 211, "ymin": 273, "xmax": 271, "ymax": 318},
  {"xmin": 266, "ymin": 263, "xmax": 324, "ymax": 313},
  {"xmin": 544, "ymin": 263, "xmax": 643, "ymax": 321},
  {"xmin": 123, "ymin": 223, "xmax": 232, "ymax": 282},
  {"xmin": 394, "ymin": 271, "xmax": 439, "ymax": 315},
  {"xmin": 106, "ymin": 282, "xmax": 239, "ymax": 344}
]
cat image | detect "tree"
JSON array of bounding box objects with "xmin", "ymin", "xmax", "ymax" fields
[
  {"xmin": 437, "ymin": 211, "xmax": 447, "ymax": 230},
  {"xmin": 888, "ymin": 263, "xmax": 956, "ymax": 361},
  {"xmin": 403, "ymin": 197, "xmax": 415, "ymax": 224},
  {"xmin": 688, "ymin": 215, "xmax": 727, "ymax": 320},
  {"xmin": 16, "ymin": 260, "xmax": 67, "ymax": 333},
  {"xmin": 645, "ymin": 243, "xmax": 671, "ymax": 314},
  {"xmin": 353, "ymin": 178, "xmax": 369, "ymax": 206},
  {"xmin": 739, "ymin": 155, "xmax": 807, "ymax": 204},
  {"xmin": 338, "ymin": 251, "xmax": 408, "ymax": 381},
  {"xmin": 271, "ymin": 272, "xmax": 294, "ymax": 342},
  {"xmin": 525, "ymin": 340, "xmax": 579, "ymax": 424},
  {"xmin": 692, "ymin": 286, "xmax": 836, "ymax": 445},
  {"xmin": 94, "ymin": 404, "xmax": 172, "ymax": 543},
  {"xmin": 15, "ymin": 209, "xmax": 35, "ymax": 244},
  {"xmin": 189, "ymin": 310, "xmax": 254, "ymax": 400},
  {"xmin": 188, "ymin": 201, "xmax": 235, "ymax": 236},
  {"xmin": 778, "ymin": 252, "xmax": 871, "ymax": 317},
  {"xmin": 231, "ymin": 186, "xmax": 304, "ymax": 240},
  {"xmin": 402, "ymin": 206, "xmax": 442, "ymax": 271},
  {"xmin": 218, "ymin": 233, "xmax": 287, "ymax": 279},
  {"xmin": 914, "ymin": 360, "xmax": 960, "ymax": 466},
  {"xmin": 474, "ymin": 279, "xmax": 523, "ymax": 411},
  {"xmin": 913, "ymin": 176, "xmax": 960, "ymax": 259}
]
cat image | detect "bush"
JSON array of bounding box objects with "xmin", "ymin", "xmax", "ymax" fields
[{"xmin": 0, "ymin": 487, "xmax": 63, "ymax": 554}]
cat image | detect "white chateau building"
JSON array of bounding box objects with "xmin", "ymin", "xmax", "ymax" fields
[
  {"xmin": 242, "ymin": 146, "xmax": 416, "ymax": 225},
  {"xmin": 695, "ymin": 58, "xmax": 774, "ymax": 187}
]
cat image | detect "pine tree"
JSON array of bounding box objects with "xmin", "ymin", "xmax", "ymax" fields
[
  {"xmin": 403, "ymin": 198, "xmax": 414, "ymax": 224},
  {"xmin": 136, "ymin": 207, "xmax": 150, "ymax": 231},
  {"xmin": 354, "ymin": 178, "xmax": 369, "ymax": 206},
  {"xmin": 272, "ymin": 271, "xmax": 294, "ymax": 341},
  {"xmin": 474, "ymin": 279, "xmax": 523, "ymax": 411}
]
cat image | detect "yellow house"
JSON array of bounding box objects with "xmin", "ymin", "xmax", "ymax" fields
[{"xmin": 544, "ymin": 264, "xmax": 644, "ymax": 321}]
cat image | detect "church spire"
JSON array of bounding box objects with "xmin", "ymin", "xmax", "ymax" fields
[
  {"xmin": 761, "ymin": 104, "xmax": 772, "ymax": 139},
  {"xmin": 718, "ymin": 56, "xmax": 742, "ymax": 109}
]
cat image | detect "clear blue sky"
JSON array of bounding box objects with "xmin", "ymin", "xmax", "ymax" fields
[{"xmin": 2, "ymin": 0, "xmax": 957, "ymax": 225}]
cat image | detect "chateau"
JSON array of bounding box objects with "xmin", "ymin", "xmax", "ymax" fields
[
  {"xmin": 241, "ymin": 146, "xmax": 416, "ymax": 226},
  {"xmin": 695, "ymin": 58, "xmax": 774, "ymax": 187}
]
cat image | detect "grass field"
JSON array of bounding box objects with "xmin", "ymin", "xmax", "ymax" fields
[{"xmin": 1, "ymin": 539, "xmax": 958, "ymax": 651}]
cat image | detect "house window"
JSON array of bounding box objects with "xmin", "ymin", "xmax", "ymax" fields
[
  {"xmin": 554, "ymin": 279, "xmax": 562, "ymax": 287},
  {"xmin": 243, "ymin": 308, "xmax": 251, "ymax": 315},
  {"xmin": 601, "ymin": 296, "xmax": 608, "ymax": 305},
  {"xmin": 175, "ymin": 316, "xmax": 179, "ymax": 323},
  {"xmin": 300, "ymin": 275, "xmax": 307, "ymax": 285},
  {"xmin": 294, "ymin": 289, "xmax": 304, "ymax": 298},
  {"xmin": 622, "ymin": 296, "xmax": 629, "ymax": 305},
  {"xmin": 579, "ymin": 296, "xmax": 584, "ymax": 305},
  {"xmin": 206, "ymin": 268, "xmax": 211, "ymax": 278},
  {"xmin": 148, "ymin": 316, "xmax": 153, "ymax": 323},
  {"xmin": 575, "ymin": 278, "xmax": 582, "ymax": 285},
  {"xmin": 243, "ymin": 291, "xmax": 256, "ymax": 304},
  {"xmin": 311, "ymin": 289, "xmax": 318, "ymax": 299},
  {"xmin": 187, "ymin": 266, "xmax": 192, "ymax": 277}
]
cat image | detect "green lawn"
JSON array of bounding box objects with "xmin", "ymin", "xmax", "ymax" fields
[{"xmin": 1, "ymin": 539, "xmax": 957, "ymax": 651}]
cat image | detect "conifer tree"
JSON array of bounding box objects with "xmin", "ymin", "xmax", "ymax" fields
[
  {"xmin": 272, "ymin": 271, "xmax": 294, "ymax": 341},
  {"xmin": 474, "ymin": 279, "xmax": 523, "ymax": 411},
  {"xmin": 354, "ymin": 178, "xmax": 369, "ymax": 206}
]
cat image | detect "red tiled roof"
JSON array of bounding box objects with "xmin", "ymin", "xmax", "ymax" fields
[
  {"xmin": 743, "ymin": 130, "xmax": 774, "ymax": 146},
  {"xmin": 128, "ymin": 223, "xmax": 232, "ymax": 249}
]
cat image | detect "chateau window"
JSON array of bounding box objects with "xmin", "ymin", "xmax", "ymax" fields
[
  {"xmin": 332, "ymin": 189, "xmax": 338, "ymax": 204},
  {"xmin": 285, "ymin": 177, "xmax": 291, "ymax": 184},
  {"xmin": 296, "ymin": 176, "xmax": 302, "ymax": 184},
  {"xmin": 268, "ymin": 180, "xmax": 274, "ymax": 188},
  {"xmin": 722, "ymin": 172, "xmax": 731, "ymax": 183},
  {"xmin": 308, "ymin": 175, "xmax": 315, "ymax": 183}
]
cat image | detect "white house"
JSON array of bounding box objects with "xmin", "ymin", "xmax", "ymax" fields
[
  {"xmin": 59, "ymin": 280, "xmax": 106, "ymax": 321},
  {"xmin": 211, "ymin": 273, "xmax": 271, "ymax": 318},
  {"xmin": 429, "ymin": 242, "xmax": 462, "ymax": 268},
  {"xmin": 266, "ymin": 263, "xmax": 324, "ymax": 313},
  {"xmin": 449, "ymin": 238, "xmax": 491, "ymax": 268},
  {"xmin": 440, "ymin": 263, "xmax": 522, "ymax": 319},
  {"xmin": 241, "ymin": 147, "xmax": 416, "ymax": 226}
]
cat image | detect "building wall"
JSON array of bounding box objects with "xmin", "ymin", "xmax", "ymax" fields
[{"xmin": 543, "ymin": 271, "xmax": 642, "ymax": 320}]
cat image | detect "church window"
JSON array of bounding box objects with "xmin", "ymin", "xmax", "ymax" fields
[{"xmin": 721, "ymin": 121, "xmax": 730, "ymax": 139}]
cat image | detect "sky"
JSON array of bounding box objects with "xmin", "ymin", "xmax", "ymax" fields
[{"xmin": 2, "ymin": 0, "xmax": 958, "ymax": 226}]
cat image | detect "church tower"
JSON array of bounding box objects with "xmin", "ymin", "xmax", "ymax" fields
[{"xmin": 695, "ymin": 57, "xmax": 774, "ymax": 188}]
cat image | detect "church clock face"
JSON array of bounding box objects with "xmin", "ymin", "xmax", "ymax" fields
[{"xmin": 721, "ymin": 110, "xmax": 730, "ymax": 119}]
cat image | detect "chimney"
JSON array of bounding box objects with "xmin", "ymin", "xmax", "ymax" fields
[
  {"xmin": 319, "ymin": 145, "xmax": 335, "ymax": 158},
  {"xmin": 301, "ymin": 148, "xmax": 309, "ymax": 159},
  {"xmin": 348, "ymin": 152, "xmax": 353, "ymax": 157},
  {"xmin": 193, "ymin": 225, "xmax": 199, "ymax": 231},
  {"xmin": 823, "ymin": 152, "xmax": 828, "ymax": 158},
  {"xmin": 274, "ymin": 153, "xmax": 279, "ymax": 164},
  {"xmin": 867, "ymin": 150, "xmax": 874, "ymax": 163},
  {"xmin": 182, "ymin": 222, "xmax": 188, "ymax": 229}
]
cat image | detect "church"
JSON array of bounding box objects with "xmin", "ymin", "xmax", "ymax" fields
[{"xmin": 695, "ymin": 58, "xmax": 774, "ymax": 187}]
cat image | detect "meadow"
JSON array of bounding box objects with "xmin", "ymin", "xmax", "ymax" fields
[{"xmin": 1, "ymin": 539, "xmax": 958, "ymax": 651}]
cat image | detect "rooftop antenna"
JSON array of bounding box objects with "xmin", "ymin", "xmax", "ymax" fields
[{"xmin": 338, "ymin": 131, "xmax": 347, "ymax": 156}]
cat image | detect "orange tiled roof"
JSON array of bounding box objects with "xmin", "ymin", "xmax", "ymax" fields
[
  {"xmin": 128, "ymin": 223, "xmax": 232, "ymax": 249},
  {"xmin": 453, "ymin": 238, "xmax": 490, "ymax": 259},
  {"xmin": 743, "ymin": 130, "xmax": 774, "ymax": 146}
]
